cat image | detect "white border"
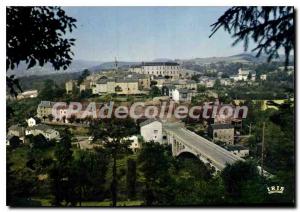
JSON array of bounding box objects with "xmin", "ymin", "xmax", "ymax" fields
[{"xmin": 1, "ymin": 1, "xmax": 298, "ymax": 211}]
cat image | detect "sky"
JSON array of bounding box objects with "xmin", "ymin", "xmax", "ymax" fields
[{"xmin": 63, "ymin": 7, "xmax": 255, "ymax": 62}]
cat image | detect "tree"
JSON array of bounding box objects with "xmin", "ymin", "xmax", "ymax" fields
[
  {"xmin": 191, "ymin": 74, "xmax": 199, "ymax": 82},
  {"xmin": 210, "ymin": 7, "xmax": 294, "ymax": 66},
  {"xmin": 49, "ymin": 129, "xmax": 74, "ymax": 206},
  {"xmin": 149, "ymin": 86, "xmax": 161, "ymax": 98},
  {"xmin": 68, "ymin": 115, "xmax": 76, "ymax": 124},
  {"xmin": 71, "ymin": 148, "xmax": 109, "ymax": 205},
  {"xmin": 138, "ymin": 142, "xmax": 173, "ymax": 206},
  {"xmin": 38, "ymin": 79, "xmax": 65, "ymax": 101},
  {"xmin": 7, "ymin": 162, "xmax": 38, "ymax": 206},
  {"xmin": 197, "ymin": 84, "xmax": 206, "ymax": 93},
  {"xmin": 77, "ymin": 69, "xmax": 90, "ymax": 86},
  {"xmin": 8, "ymin": 136, "xmax": 22, "ymax": 148},
  {"xmin": 7, "ymin": 7, "xmax": 77, "ymax": 98},
  {"xmin": 221, "ymin": 160, "xmax": 264, "ymax": 202},
  {"xmin": 214, "ymin": 79, "xmax": 221, "ymax": 89},
  {"xmin": 48, "ymin": 114, "xmax": 54, "ymax": 122},
  {"xmin": 90, "ymin": 117, "xmax": 137, "ymax": 206},
  {"xmin": 7, "ymin": 7, "xmax": 76, "ymax": 71},
  {"xmin": 27, "ymin": 134, "xmax": 52, "ymax": 149},
  {"xmin": 126, "ymin": 158, "xmax": 137, "ymax": 200}
]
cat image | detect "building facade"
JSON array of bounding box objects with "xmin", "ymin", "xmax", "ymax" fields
[
  {"xmin": 130, "ymin": 62, "xmax": 181, "ymax": 79},
  {"xmin": 231, "ymin": 68, "xmax": 256, "ymax": 81},
  {"xmin": 171, "ymin": 88, "xmax": 197, "ymax": 102},
  {"xmin": 65, "ymin": 80, "xmax": 77, "ymax": 94},
  {"xmin": 92, "ymin": 78, "xmax": 140, "ymax": 95},
  {"xmin": 140, "ymin": 119, "xmax": 163, "ymax": 143},
  {"xmin": 208, "ymin": 123, "xmax": 235, "ymax": 145},
  {"xmin": 37, "ymin": 101, "xmax": 54, "ymax": 119},
  {"xmin": 25, "ymin": 124, "xmax": 60, "ymax": 141}
]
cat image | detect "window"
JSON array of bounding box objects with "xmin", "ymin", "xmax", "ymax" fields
[{"xmin": 154, "ymin": 130, "xmax": 158, "ymax": 134}]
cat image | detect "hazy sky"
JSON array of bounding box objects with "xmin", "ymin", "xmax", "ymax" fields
[{"xmin": 64, "ymin": 7, "xmax": 255, "ymax": 62}]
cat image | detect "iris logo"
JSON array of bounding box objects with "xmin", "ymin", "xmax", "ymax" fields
[{"xmin": 267, "ymin": 186, "xmax": 285, "ymax": 194}]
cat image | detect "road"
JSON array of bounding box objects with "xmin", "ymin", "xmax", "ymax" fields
[{"xmin": 164, "ymin": 123, "xmax": 243, "ymax": 170}]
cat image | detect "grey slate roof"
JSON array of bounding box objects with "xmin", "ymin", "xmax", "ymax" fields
[
  {"xmin": 140, "ymin": 118, "xmax": 161, "ymax": 127},
  {"xmin": 39, "ymin": 101, "xmax": 52, "ymax": 107},
  {"xmin": 210, "ymin": 123, "xmax": 234, "ymax": 130}
]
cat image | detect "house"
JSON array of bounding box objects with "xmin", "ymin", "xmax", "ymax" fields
[
  {"xmin": 171, "ymin": 88, "xmax": 197, "ymax": 102},
  {"xmin": 79, "ymin": 80, "xmax": 92, "ymax": 92},
  {"xmin": 129, "ymin": 62, "xmax": 181, "ymax": 79},
  {"xmin": 92, "ymin": 77, "xmax": 140, "ymax": 95},
  {"xmin": 198, "ymin": 77, "xmax": 216, "ymax": 88},
  {"xmin": 225, "ymin": 145, "xmax": 249, "ymax": 158},
  {"xmin": 8, "ymin": 124, "xmax": 25, "ymax": 138},
  {"xmin": 129, "ymin": 74, "xmax": 151, "ymax": 90},
  {"xmin": 17, "ymin": 90, "xmax": 38, "ymax": 100},
  {"xmin": 208, "ymin": 123, "xmax": 235, "ymax": 145},
  {"xmin": 161, "ymin": 84, "xmax": 176, "ymax": 97},
  {"xmin": 27, "ymin": 117, "xmax": 37, "ymax": 127},
  {"xmin": 153, "ymin": 76, "xmax": 170, "ymax": 87},
  {"xmin": 231, "ymin": 68, "xmax": 256, "ymax": 81},
  {"xmin": 172, "ymin": 79, "xmax": 197, "ymax": 90},
  {"xmin": 65, "ymin": 80, "xmax": 77, "ymax": 94},
  {"xmin": 140, "ymin": 118, "xmax": 162, "ymax": 143},
  {"xmin": 6, "ymin": 135, "xmax": 23, "ymax": 146},
  {"xmin": 25, "ymin": 124, "xmax": 60, "ymax": 141},
  {"xmin": 260, "ymin": 74, "xmax": 267, "ymax": 81},
  {"xmin": 220, "ymin": 78, "xmax": 232, "ymax": 86},
  {"xmin": 37, "ymin": 101, "xmax": 55, "ymax": 119}
]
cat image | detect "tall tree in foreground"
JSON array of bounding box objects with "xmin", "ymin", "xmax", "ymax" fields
[
  {"xmin": 210, "ymin": 7, "xmax": 294, "ymax": 66},
  {"xmin": 126, "ymin": 158, "xmax": 137, "ymax": 200},
  {"xmin": 6, "ymin": 6, "xmax": 77, "ymax": 96},
  {"xmin": 90, "ymin": 117, "xmax": 137, "ymax": 206},
  {"xmin": 138, "ymin": 142, "xmax": 174, "ymax": 206},
  {"xmin": 49, "ymin": 129, "xmax": 74, "ymax": 206},
  {"xmin": 221, "ymin": 160, "xmax": 266, "ymax": 203}
]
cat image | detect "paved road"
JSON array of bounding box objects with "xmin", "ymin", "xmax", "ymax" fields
[{"xmin": 164, "ymin": 123, "xmax": 243, "ymax": 170}]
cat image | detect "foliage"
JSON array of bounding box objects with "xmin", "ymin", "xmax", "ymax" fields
[
  {"xmin": 138, "ymin": 142, "xmax": 174, "ymax": 205},
  {"xmin": 77, "ymin": 69, "xmax": 90, "ymax": 86},
  {"xmin": 7, "ymin": 6, "xmax": 77, "ymax": 71},
  {"xmin": 210, "ymin": 7, "xmax": 294, "ymax": 66},
  {"xmin": 221, "ymin": 160, "xmax": 263, "ymax": 201},
  {"xmin": 149, "ymin": 86, "xmax": 161, "ymax": 98},
  {"xmin": 90, "ymin": 117, "xmax": 137, "ymax": 206},
  {"xmin": 126, "ymin": 158, "xmax": 137, "ymax": 199}
]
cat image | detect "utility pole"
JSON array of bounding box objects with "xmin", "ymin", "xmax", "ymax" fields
[
  {"xmin": 249, "ymin": 123, "xmax": 252, "ymax": 136},
  {"xmin": 261, "ymin": 122, "xmax": 265, "ymax": 176}
]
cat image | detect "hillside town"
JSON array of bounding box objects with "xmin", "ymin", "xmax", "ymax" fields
[
  {"xmin": 6, "ymin": 6, "xmax": 295, "ymax": 207},
  {"xmin": 7, "ymin": 61, "xmax": 294, "ymax": 160}
]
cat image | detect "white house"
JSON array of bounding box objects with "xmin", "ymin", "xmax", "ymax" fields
[
  {"xmin": 171, "ymin": 88, "xmax": 196, "ymax": 102},
  {"xmin": 140, "ymin": 119, "xmax": 162, "ymax": 143},
  {"xmin": 260, "ymin": 74, "xmax": 267, "ymax": 80},
  {"xmin": 26, "ymin": 124, "xmax": 60, "ymax": 141},
  {"xmin": 17, "ymin": 90, "xmax": 38, "ymax": 100},
  {"xmin": 27, "ymin": 117, "xmax": 37, "ymax": 127},
  {"xmin": 129, "ymin": 62, "xmax": 181, "ymax": 79},
  {"xmin": 231, "ymin": 68, "xmax": 256, "ymax": 81}
]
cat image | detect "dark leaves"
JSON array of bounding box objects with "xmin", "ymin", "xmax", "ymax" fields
[
  {"xmin": 6, "ymin": 6, "xmax": 77, "ymax": 71},
  {"xmin": 209, "ymin": 6, "xmax": 294, "ymax": 67}
]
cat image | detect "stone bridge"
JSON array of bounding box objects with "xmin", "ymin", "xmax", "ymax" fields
[{"xmin": 162, "ymin": 123, "xmax": 244, "ymax": 172}]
